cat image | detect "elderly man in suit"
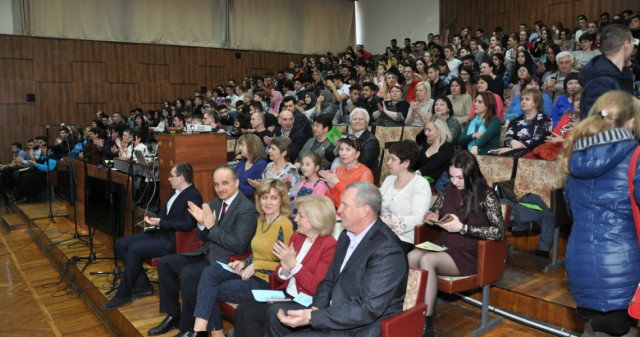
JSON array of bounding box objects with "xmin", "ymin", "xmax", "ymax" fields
[
  {"xmin": 102, "ymin": 162, "xmax": 203, "ymax": 309},
  {"xmin": 148, "ymin": 165, "xmax": 258, "ymax": 336},
  {"xmin": 325, "ymin": 108, "xmax": 380, "ymax": 170},
  {"xmin": 267, "ymin": 181, "xmax": 408, "ymax": 336}
]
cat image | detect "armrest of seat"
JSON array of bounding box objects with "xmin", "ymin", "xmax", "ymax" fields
[
  {"xmin": 476, "ymin": 238, "xmax": 509, "ymax": 286},
  {"xmin": 381, "ymin": 303, "xmax": 427, "ymax": 337},
  {"xmin": 414, "ymin": 225, "xmax": 442, "ymax": 245},
  {"xmin": 228, "ymin": 251, "xmax": 252, "ymax": 263}
]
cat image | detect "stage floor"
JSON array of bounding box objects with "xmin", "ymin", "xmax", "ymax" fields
[{"xmin": 1, "ymin": 200, "xmax": 587, "ymax": 336}]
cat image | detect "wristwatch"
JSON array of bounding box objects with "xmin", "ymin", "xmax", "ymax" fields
[{"xmin": 459, "ymin": 224, "xmax": 467, "ymax": 236}]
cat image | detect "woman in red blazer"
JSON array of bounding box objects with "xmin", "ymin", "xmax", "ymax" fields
[{"xmin": 234, "ymin": 195, "xmax": 337, "ymax": 337}]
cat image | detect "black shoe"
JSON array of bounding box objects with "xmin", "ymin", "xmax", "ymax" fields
[
  {"xmin": 132, "ymin": 284, "xmax": 154, "ymax": 299},
  {"xmin": 423, "ymin": 315, "xmax": 434, "ymax": 337},
  {"xmin": 101, "ymin": 295, "xmax": 132, "ymax": 309},
  {"xmin": 14, "ymin": 197, "xmax": 30, "ymax": 204},
  {"xmin": 173, "ymin": 331, "xmax": 192, "ymax": 337},
  {"xmin": 148, "ymin": 315, "xmax": 180, "ymax": 336}
]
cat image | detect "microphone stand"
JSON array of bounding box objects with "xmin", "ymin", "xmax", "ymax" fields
[
  {"xmin": 45, "ymin": 125, "xmax": 55, "ymax": 222},
  {"xmin": 70, "ymin": 133, "xmax": 116, "ymax": 275},
  {"xmin": 88, "ymin": 139, "xmax": 134, "ymax": 293},
  {"xmin": 50, "ymin": 126, "xmax": 89, "ymax": 246}
]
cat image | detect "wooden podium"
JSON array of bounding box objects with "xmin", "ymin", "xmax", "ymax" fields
[{"xmin": 156, "ymin": 133, "xmax": 228, "ymax": 204}]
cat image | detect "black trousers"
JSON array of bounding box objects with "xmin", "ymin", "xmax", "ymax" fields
[{"xmin": 156, "ymin": 253, "xmax": 209, "ymax": 332}]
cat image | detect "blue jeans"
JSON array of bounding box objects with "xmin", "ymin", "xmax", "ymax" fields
[{"xmin": 193, "ymin": 263, "xmax": 268, "ymax": 331}]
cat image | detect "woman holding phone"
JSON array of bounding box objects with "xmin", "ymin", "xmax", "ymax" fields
[{"xmin": 408, "ymin": 151, "xmax": 505, "ymax": 336}]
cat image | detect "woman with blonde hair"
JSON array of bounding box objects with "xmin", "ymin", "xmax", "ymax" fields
[
  {"xmin": 234, "ymin": 195, "xmax": 337, "ymax": 337},
  {"xmin": 561, "ymin": 91, "xmax": 640, "ymax": 337},
  {"xmin": 405, "ymin": 81, "xmax": 434, "ymax": 126},
  {"xmin": 185, "ymin": 179, "xmax": 294, "ymax": 337},
  {"xmin": 377, "ymin": 72, "xmax": 398, "ymax": 100},
  {"xmin": 235, "ymin": 134, "xmax": 268, "ymax": 200},
  {"xmin": 416, "ymin": 114, "xmax": 455, "ymax": 183}
]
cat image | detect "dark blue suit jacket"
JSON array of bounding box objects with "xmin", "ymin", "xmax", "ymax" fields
[
  {"xmin": 310, "ymin": 218, "xmax": 407, "ymax": 336},
  {"xmin": 274, "ymin": 126, "xmax": 307, "ymax": 163},
  {"xmin": 154, "ymin": 184, "xmax": 203, "ymax": 251}
]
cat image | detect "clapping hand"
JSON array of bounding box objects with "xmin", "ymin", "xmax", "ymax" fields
[
  {"xmin": 144, "ymin": 216, "xmax": 160, "ymax": 227},
  {"xmin": 272, "ymin": 241, "xmax": 297, "ymax": 275},
  {"xmin": 318, "ymin": 170, "xmax": 339, "ymax": 188},
  {"xmin": 247, "ymin": 178, "xmax": 261, "ymax": 188},
  {"xmin": 187, "ymin": 201, "xmax": 217, "ymax": 229}
]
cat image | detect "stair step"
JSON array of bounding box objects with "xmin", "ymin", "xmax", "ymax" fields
[{"xmin": 2, "ymin": 213, "xmax": 29, "ymax": 230}]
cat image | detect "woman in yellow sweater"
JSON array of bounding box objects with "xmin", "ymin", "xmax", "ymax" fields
[{"xmin": 188, "ymin": 179, "xmax": 294, "ymax": 337}]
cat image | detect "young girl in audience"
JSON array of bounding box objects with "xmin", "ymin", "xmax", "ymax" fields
[
  {"xmin": 561, "ymin": 91, "xmax": 640, "ymax": 337},
  {"xmin": 294, "ymin": 152, "xmax": 328, "ymax": 200}
]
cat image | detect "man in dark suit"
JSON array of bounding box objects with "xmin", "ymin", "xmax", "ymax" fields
[
  {"xmin": 148, "ymin": 165, "xmax": 258, "ymax": 336},
  {"xmin": 268, "ymin": 181, "xmax": 407, "ymax": 336},
  {"xmin": 102, "ymin": 162, "xmax": 203, "ymax": 309},
  {"xmin": 265, "ymin": 109, "xmax": 307, "ymax": 163},
  {"xmin": 325, "ymin": 108, "xmax": 380, "ymax": 170}
]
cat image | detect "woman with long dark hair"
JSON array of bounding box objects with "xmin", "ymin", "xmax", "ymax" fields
[
  {"xmin": 409, "ymin": 151, "xmax": 505, "ymax": 337},
  {"xmin": 459, "ymin": 92, "xmax": 502, "ymax": 155}
]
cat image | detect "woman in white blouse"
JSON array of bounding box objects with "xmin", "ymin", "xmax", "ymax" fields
[{"xmin": 379, "ymin": 139, "xmax": 431, "ymax": 253}]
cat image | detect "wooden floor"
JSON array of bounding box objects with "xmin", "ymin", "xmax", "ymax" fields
[
  {"xmin": 0, "ymin": 207, "xmax": 111, "ymax": 337},
  {"xmin": 1, "ymin": 199, "xmax": 613, "ymax": 337}
]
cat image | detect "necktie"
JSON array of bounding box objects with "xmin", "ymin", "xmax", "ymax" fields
[{"xmin": 218, "ymin": 202, "xmax": 227, "ymax": 223}]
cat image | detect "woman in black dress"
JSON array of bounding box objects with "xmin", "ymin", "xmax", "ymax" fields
[{"xmin": 408, "ymin": 151, "xmax": 505, "ymax": 336}]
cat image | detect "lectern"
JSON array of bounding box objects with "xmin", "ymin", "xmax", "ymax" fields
[{"xmin": 156, "ymin": 133, "xmax": 228, "ymax": 204}]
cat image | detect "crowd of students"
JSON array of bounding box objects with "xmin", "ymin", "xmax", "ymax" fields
[{"xmin": 2, "ymin": 8, "xmax": 640, "ymax": 337}]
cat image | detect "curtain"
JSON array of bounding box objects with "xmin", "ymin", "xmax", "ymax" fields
[
  {"xmin": 26, "ymin": 0, "xmax": 228, "ymax": 48},
  {"xmin": 231, "ymin": 0, "xmax": 355, "ymax": 54},
  {"xmin": 24, "ymin": 0, "xmax": 354, "ymax": 54}
]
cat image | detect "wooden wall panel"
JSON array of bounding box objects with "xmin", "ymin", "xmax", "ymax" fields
[
  {"xmin": 0, "ymin": 81, "xmax": 36, "ymax": 104},
  {"xmin": 440, "ymin": 0, "xmax": 634, "ymax": 38},
  {"xmin": 72, "ymin": 61, "xmax": 107, "ymax": 83},
  {"xmin": 110, "ymin": 83, "xmax": 140, "ymax": 103},
  {"xmin": 169, "ymin": 65, "xmax": 197, "ymax": 84},
  {"xmin": 34, "ymin": 60, "xmax": 73, "ymax": 83},
  {"xmin": 72, "ymin": 83, "xmax": 108, "ymax": 103},
  {"xmin": 171, "ymin": 85, "xmax": 200, "ymax": 100},
  {"xmin": 140, "ymin": 64, "xmax": 169, "ymax": 83},
  {"xmin": 37, "ymin": 82, "xmax": 73, "ymax": 103},
  {"xmin": 0, "ymin": 34, "xmax": 311, "ymax": 162},
  {"xmin": 197, "ymin": 66, "xmax": 225, "ymax": 88},
  {"xmin": 106, "ymin": 63, "xmax": 139, "ymax": 84},
  {"xmin": 37, "ymin": 102, "xmax": 75, "ymax": 126},
  {"xmin": 0, "ymin": 59, "xmax": 34, "ymax": 81},
  {"xmin": 0, "ymin": 35, "xmax": 33, "ymax": 59},
  {"xmin": 136, "ymin": 44, "xmax": 168, "ymax": 65},
  {"xmin": 139, "ymin": 83, "xmax": 171, "ymax": 103},
  {"xmin": 73, "ymin": 40, "xmax": 110, "ymax": 62}
]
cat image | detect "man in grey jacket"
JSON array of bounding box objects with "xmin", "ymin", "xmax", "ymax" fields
[{"xmin": 148, "ymin": 165, "xmax": 258, "ymax": 336}]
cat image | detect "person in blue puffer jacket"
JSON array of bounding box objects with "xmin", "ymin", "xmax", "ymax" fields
[{"xmin": 561, "ymin": 90, "xmax": 640, "ymax": 336}]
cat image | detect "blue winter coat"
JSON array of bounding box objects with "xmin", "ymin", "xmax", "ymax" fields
[
  {"xmin": 564, "ymin": 128, "xmax": 640, "ymax": 312},
  {"xmin": 579, "ymin": 55, "xmax": 634, "ymax": 119}
]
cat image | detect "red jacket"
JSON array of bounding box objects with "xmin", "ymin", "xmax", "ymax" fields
[
  {"xmin": 273, "ymin": 232, "xmax": 337, "ymax": 296},
  {"xmin": 403, "ymin": 78, "xmax": 422, "ymax": 103}
]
